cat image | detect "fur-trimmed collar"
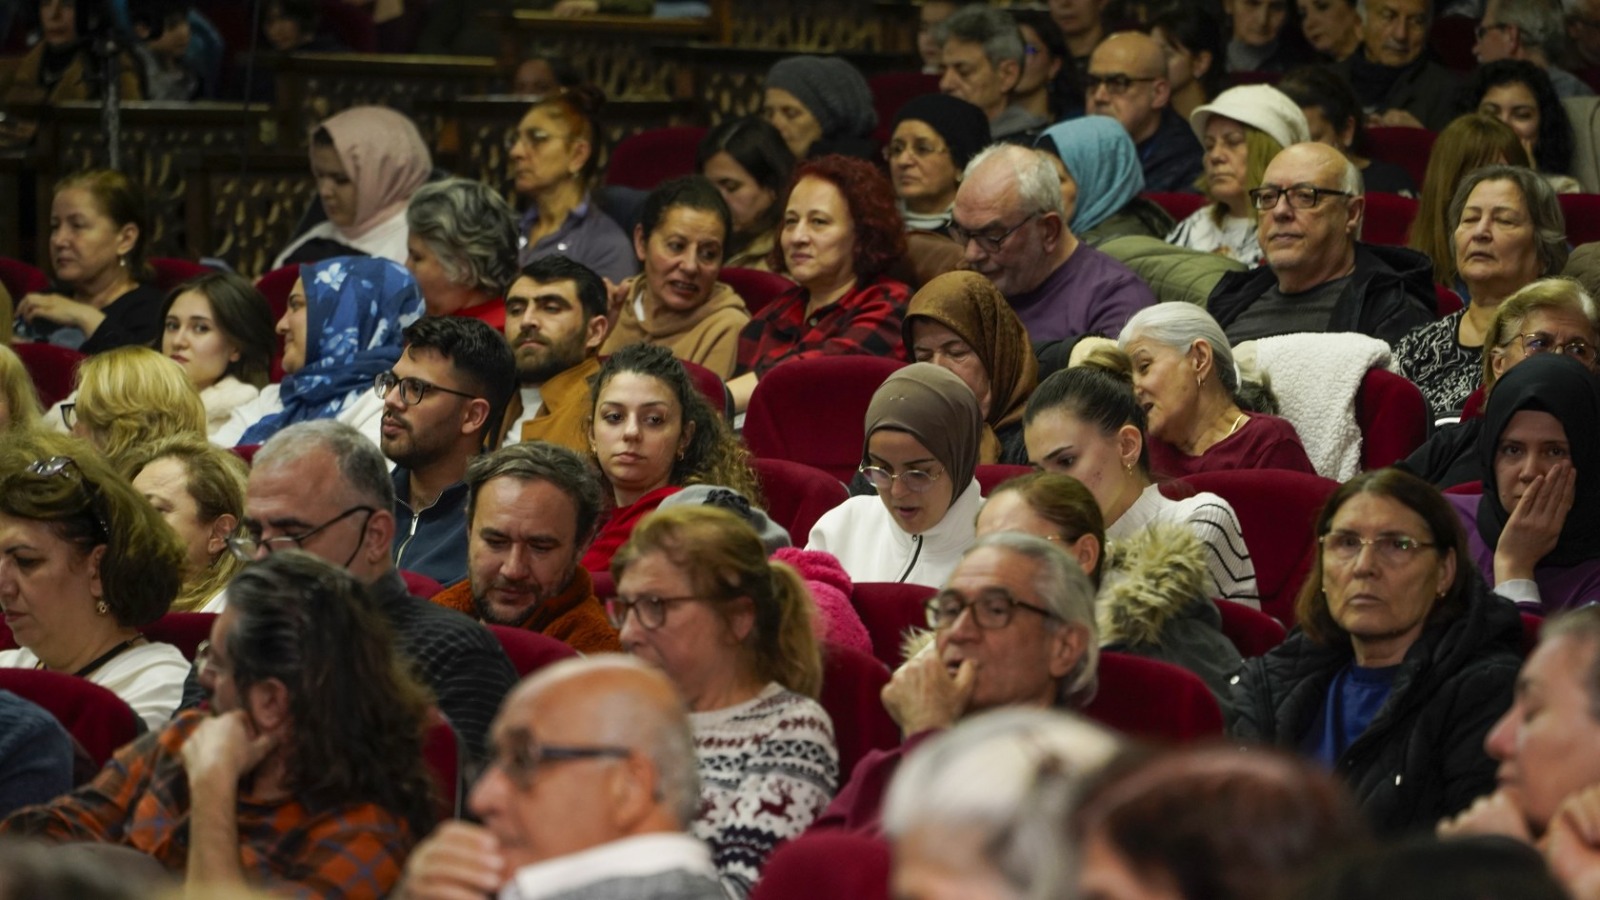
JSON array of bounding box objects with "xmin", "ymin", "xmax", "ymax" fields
[{"xmin": 1099, "ymin": 521, "xmax": 1210, "ymax": 647}]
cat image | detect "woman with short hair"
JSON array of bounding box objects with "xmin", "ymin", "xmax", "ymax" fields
[
  {"xmin": 63, "ymin": 346, "xmax": 208, "ymax": 471},
  {"xmin": 124, "ymin": 435, "xmax": 249, "ymax": 613},
  {"xmin": 404, "ymin": 178, "xmax": 520, "ymax": 329}
]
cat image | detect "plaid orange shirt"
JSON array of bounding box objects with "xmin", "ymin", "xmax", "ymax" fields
[{"xmin": 1, "ymin": 711, "xmax": 416, "ymax": 899}]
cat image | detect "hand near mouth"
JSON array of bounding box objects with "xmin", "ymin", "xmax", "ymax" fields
[
  {"xmin": 882, "ymin": 650, "xmax": 977, "ymax": 737},
  {"xmin": 1495, "ymin": 462, "xmax": 1575, "ymax": 585},
  {"xmin": 1437, "ymin": 788, "xmax": 1532, "ymax": 842}
]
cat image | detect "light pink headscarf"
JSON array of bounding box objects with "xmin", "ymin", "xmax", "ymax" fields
[{"xmin": 317, "ymin": 106, "xmax": 432, "ymax": 240}]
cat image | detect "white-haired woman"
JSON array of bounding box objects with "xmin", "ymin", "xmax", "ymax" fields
[{"xmin": 404, "ymin": 178, "xmax": 521, "ymax": 331}]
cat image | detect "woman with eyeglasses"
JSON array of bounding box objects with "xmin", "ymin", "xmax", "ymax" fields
[
  {"xmin": 1394, "ymin": 166, "xmax": 1568, "ymax": 418},
  {"xmin": 1231, "ymin": 468, "xmax": 1523, "ymax": 834},
  {"xmin": 885, "ymin": 94, "xmax": 992, "ymax": 233},
  {"xmin": 214, "ymin": 257, "xmax": 424, "ymax": 448},
  {"xmin": 808, "ymin": 363, "xmax": 983, "ymax": 588},
  {"xmin": 0, "ymin": 431, "xmax": 189, "ymax": 731},
  {"xmin": 124, "ymin": 435, "xmax": 249, "ymax": 614},
  {"xmin": 610, "ymin": 505, "xmax": 836, "ymax": 898}
]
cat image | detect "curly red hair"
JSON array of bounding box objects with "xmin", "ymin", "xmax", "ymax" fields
[{"xmin": 768, "ymin": 154, "xmax": 906, "ymax": 282}]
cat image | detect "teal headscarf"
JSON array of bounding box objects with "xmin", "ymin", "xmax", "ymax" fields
[{"xmin": 1037, "ymin": 116, "xmax": 1145, "ymax": 234}]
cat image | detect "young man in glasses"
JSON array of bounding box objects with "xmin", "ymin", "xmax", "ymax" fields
[{"xmin": 1086, "ymin": 30, "xmax": 1203, "ymax": 192}]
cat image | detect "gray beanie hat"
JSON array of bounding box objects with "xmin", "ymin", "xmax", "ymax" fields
[
  {"xmin": 764, "ymin": 55, "xmax": 878, "ymax": 141},
  {"xmin": 1189, "ymin": 84, "xmax": 1310, "ymax": 150},
  {"xmin": 658, "ymin": 485, "xmax": 793, "ymax": 554}
]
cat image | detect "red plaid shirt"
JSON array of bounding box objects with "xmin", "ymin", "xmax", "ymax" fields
[
  {"xmin": 734, "ymin": 275, "xmax": 910, "ymax": 378},
  {"xmin": 1, "ymin": 711, "xmax": 417, "ymax": 899}
]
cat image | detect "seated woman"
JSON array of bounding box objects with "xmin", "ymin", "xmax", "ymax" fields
[
  {"xmin": 1469, "ymin": 60, "xmax": 1581, "ymax": 194},
  {"xmin": 404, "ymin": 177, "xmax": 519, "ymax": 330},
  {"xmin": 582, "ymin": 343, "xmax": 759, "ymax": 574},
  {"xmin": 215, "ymin": 256, "xmax": 424, "ymax": 447},
  {"xmin": 1231, "ymin": 468, "xmax": 1524, "ymax": 834},
  {"xmin": 1278, "ymin": 65, "xmax": 1419, "ymax": 197},
  {"xmin": 1117, "ymin": 302, "xmax": 1315, "ymax": 477},
  {"xmin": 1297, "ymin": 0, "xmax": 1361, "ymax": 61},
  {"xmin": 57, "ymin": 346, "xmax": 207, "ymax": 472},
  {"xmin": 124, "ymin": 435, "xmax": 247, "ymax": 614},
  {"xmin": 600, "ymin": 176, "xmax": 752, "ymax": 379},
  {"xmin": 0, "ymin": 0, "xmax": 143, "ymax": 146},
  {"xmin": 808, "ymin": 363, "xmax": 984, "ymax": 588},
  {"xmin": 610, "ymin": 505, "xmax": 837, "ymax": 898},
  {"xmin": 1410, "ymin": 115, "xmax": 1530, "ymax": 288},
  {"xmin": 1037, "ymin": 115, "xmax": 1174, "ymax": 246},
  {"xmin": 1445, "ymin": 354, "xmax": 1600, "ymax": 612},
  {"xmin": 0, "ymin": 346, "xmax": 43, "ymax": 434},
  {"xmin": 160, "ymin": 272, "xmax": 276, "ymax": 436},
  {"xmin": 1395, "ymin": 165, "xmax": 1567, "ymax": 416},
  {"xmin": 729, "ymin": 155, "xmax": 911, "ymax": 413},
  {"xmin": 904, "ymin": 271, "xmax": 1036, "ymax": 465},
  {"xmin": 511, "ymin": 85, "xmax": 637, "ymax": 283},
  {"xmin": 1151, "ymin": 6, "xmax": 1225, "ymax": 121},
  {"xmin": 762, "ymin": 55, "xmax": 878, "ymax": 160},
  {"xmin": 14, "ymin": 171, "xmax": 163, "ymax": 354},
  {"xmin": 0, "ymin": 431, "xmax": 190, "ymax": 731},
  {"xmin": 697, "ymin": 116, "xmax": 794, "ymax": 272},
  {"xmin": 1222, "ymin": 0, "xmax": 1305, "ymax": 73},
  {"xmin": 1166, "ymin": 85, "xmax": 1310, "ymax": 266},
  {"xmin": 1011, "ymin": 9, "xmax": 1078, "ymax": 122},
  {"xmin": 1022, "ymin": 365, "xmax": 1261, "ymax": 608},
  {"xmin": 273, "ymin": 106, "xmax": 433, "ymax": 268},
  {"xmin": 885, "ymin": 93, "xmax": 990, "ymax": 232}
]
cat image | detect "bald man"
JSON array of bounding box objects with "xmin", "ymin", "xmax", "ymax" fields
[
  {"xmin": 1086, "ymin": 31, "xmax": 1202, "ymax": 193},
  {"xmin": 1206, "ymin": 142, "xmax": 1434, "ymax": 345},
  {"xmin": 394, "ymin": 656, "xmax": 723, "ymax": 900}
]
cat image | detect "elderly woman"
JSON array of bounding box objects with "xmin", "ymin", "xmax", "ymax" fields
[
  {"xmin": 1469, "ymin": 60, "xmax": 1581, "ymax": 195},
  {"xmin": 1297, "ymin": 0, "xmax": 1361, "ymax": 60},
  {"xmin": 696, "ymin": 116, "xmax": 795, "ymax": 272},
  {"xmin": 216, "ymin": 257, "xmax": 423, "ymax": 447},
  {"xmin": 600, "ymin": 176, "xmax": 752, "ymax": 379},
  {"xmin": 611, "ymin": 505, "xmax": 836, "ymax": 898},
  {"xmin": 1395, "ymin": 166, "xmax": 1568, "ymax": 416},
  {"xmin": 160, "ymin": 272, "xmax": 276, "ymax": 436},
  {"xmin": 808, "ymin": 364, "xmax": 984, "ymax": 588},
  {"xmin": 404, "ymin": 178, "xmax": 519, "ymax": 330},
  {"xmin": 1278, "ymin": 65, "xmax": 1419, "ymax": 196},
  {"xmin": 904, "ymin": 272, "xmax": 1037, "ymax": 465},
  {"xmin": 125, "ymin": 435, "xmax": 248, "ymax": 613},
  {"xmin": 1167, "ymin": 85, "xmax": 1310, "ymax": 265},
  {"xmin": 0, "ymin": 431, "xmax": 189, "ymax": 731},
  {"xmin": 0, "ymin": 346, "xmax": 43, "ymax": 434},
  {"xmin": 55, "ymin": 347, "xmax": 207, "ymax": 472},
  {"xmin": 14, "ymin": 171, "xmax": 162, "ymax": 354},
  {"xmin": 1117, "ymin": 303, "xmax": 1315, "ymax": 477},
  {"xmin": 1231, "ymin": 468, "xmax": 1524, "ymax": 834},
  {"xmin": 582, "ymin": 343, "xmax": 759, "ymax": 574},
  {"xmin": 729, "ymin": 155, "xmax": 911, "ymax": 412},
  {"xmin": 274, "ymin": 106, "xmax": 433, "ymax": 268},
  {"xmin": 763, "ymin": 55, "xmax": 877, "ymax": 160},
  {"xmin": 1222, "ymin": 0, "xmax": 1303, "ymax": 72},
  {"xmin": 1410, "ymin": 115, "xmax": 1530, "ymax": 286},
  {"xmin": 1037, "ymin": 116, "xmax": 1174, "ymax": 245},
  {"xmin": 885, "ymin": 93, "xmax": 991, "ymax": 232}
]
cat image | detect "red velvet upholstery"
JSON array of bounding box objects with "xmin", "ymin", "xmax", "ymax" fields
[
  {"xmin": 139, "ymin": 612, "xmax": 217, "ymax": 661},
  {"xmin": 1461, "ymin": 386, "xmax": 1486, "ymax": 420},
  {"xmin": 720, "ymin": 267, "xmax": 793, "ymax": 317},
  {"xmin": 1215, "ymin": 600, "xmax": 1287, "ymax": 657},
  {"xmin": 1435, "ymin": 283, "xmax": 1464, "ymax": 317},
  {"xmin": 975, "ymin": 464, "xmax": 1032, "ymax": 495},
  {"xmin": 851, "ymin": 581, "xmax": 936, "ymax": 669},
  {"xmin": 401, "ymin": 570, "xmax": 444, "ymax": 599},
  {"xmin": 1169, "ymin": 470, "xmax": 1339, "ymax": 627},
  {"xmin": 424, "ymin": 713, "xmax": 463, "ymax": 819},
  {"xmin": 0, "ymin": 257, "xmax": 48, "ymax": 297},
  {"xmin": 255, "ymin": 265, "xmax": 296, "ymax": 383},
  {"xmin": 11, "ymin": 342, "xmax": 85, "ymax": 408},
  {"xmin": 750, "ymin": 831, "xmax": 891, "ymax": 900},
  {"xmin": 1443, "ymin": 479, "xmax": 1482, "ymax": 494},
  {"xmin": 751, "ymin": 457, "xmax": 848, "ymax": 545},
  {"xmin": 606, "ymin": 126, "xmax": 708, "ymax": 191},
  {"xmin": 147, "ymin": 257, "xmax": 211, "ymax": 292},
  {"xmin": 867, "ymin": 72, "xmax": 942, "ymax": 142},
  {"xmin": 1559, "ymin": 195, "xmax": 1600, "ymax": 246},
  {"xmin": 680, "ymin": 357, "xmax": 730, "ymax": 417},
  {"xmin": 1361, "ymin": 193, "xmax": 1419, "ymax": 247},
  {"xmin": 1081, "ymin": 651, "xmax": 1224, "ymax": 742},
  {"xmin": 486, "ymin": 625, "xmax": 580, "ymax": 678},
  {"xmin": 744, "ymin": 356, "xmax": 905, "ymax": 482},
  {"xmin": 819, "ymin": 642, "xmax": 901, "ymax": 780},
  {"xmin": 592, "ymin": 570, "xmax": 616, "ymax": 600},
  {"xmin": 1355, "ymin": 368, "xmax": 1429, "ymax": 470},
  {"xmin": 1521, "ymin": 611, "xmax": 1543, "ymax": 657},
  {"xmin": 1366, "ymin": 127, "xmax": 1437, "ymax": 190},
  {"xmin": 232, "ymin": 443, "xmax": 261, "ymax": 464},
  {"xmin": 1142, "ymin": 191, "xmax": 1209, "ymax": 222},
  {"xmin": 0, "ymin": 669, "xmax": 140, "ymax": 770}
]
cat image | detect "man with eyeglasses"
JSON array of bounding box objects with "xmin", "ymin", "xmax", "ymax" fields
[
  {"xmin": 936, "ymin": 5, "xmax": 1048, "ymax": 142},
  {"xmin": 1086, "ymin": 31, "xmax": 1203, "ymax": 193},
  {"xmin": 242, "ymin": 419, "xmax": 517, "ymax": 764},
  {"xmin": 382, "ymin": 316, "xmax": 516, "ymax": 588},
  {"xmin": 1333, "ymin": 0, "xmax": 1460, "ymax": 129},
  {"xmin": 1206, "ymin": 142, "xmax": 1434, "ymax": 345},
  {"xmin": 814, "ymin": 532, "xmax": 1099, "ymax": 832},
  {"xmin": 395, "ymin": 655, "xmax": 723, "ymax": 900},
  {"xmin": 1475, "ymin": 0, "xmax": 1594, "ymax": 97}
]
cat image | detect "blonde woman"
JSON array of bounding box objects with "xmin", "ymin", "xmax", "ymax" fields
[
  {"xmin": 51, "ymin": 346, "xmax": 207, "ymax": 470},
  {"xmin": 124, "ymin": 435, "xmax": 249, "ymax": 613},
  {"xmin": 0, "ymin": 345, "xmax": 43, "ymax": 434}
]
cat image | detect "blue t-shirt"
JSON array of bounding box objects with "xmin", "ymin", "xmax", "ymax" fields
[{"xmin": 1304, "ymin": 662, "xmax": 1401, "ymax": 766}]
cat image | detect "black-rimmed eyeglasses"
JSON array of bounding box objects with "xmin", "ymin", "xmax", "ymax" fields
[
  {"xmin": 1248, "ymin": 185, "xmax": 1354, "ymax": 211},
  {"xmin": 925, "ymin": 588, "xmax": 1057, "ymax": 630},
  {"xmin": 490, "ymin": 725, "xmax": 632, "ymax": 789},
  {"xmin": 948, "ymin": 214, "xmax": 1037, "ymax": 254},
  {"xmin": 374, "ymin": 370, "xmax": 478, "ymax": 406},
  {"xmin": 227, "ymin": 506, "xmax": 377, "ymax": 561}
]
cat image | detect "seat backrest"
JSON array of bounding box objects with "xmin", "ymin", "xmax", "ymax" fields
[
  {"xmin": 401, "ymin": 570, "xmax": 444, "ymax": 599},
  {"xmin": 148, "ymin": 257, "xmax": 211, "ymax": 292},
  {"xmin": 0, "ymin": 257, "xmax": 49, "ymax": 297},
  {"xmin": 1355, "ymin": 368, "xmax": 1429, "ymax": 470},
  {"xmin": 866, "ymin": 71, "xmax": 942, "ymax": 144},
  {"xmin": 819, "ymin": 642, "xmax": 901, "ymax": 779},
  {"xmin": 1521, "ymin": 611, "xmax": 1543, "ymax": 657},
  {"xmin": 975, "ymin": 464, "xmax": 1032, "ymax": 495},
  {"xmin": 605, "ymin": 126, "xmax": 709, "ymax": 191},
  {"xmin": 751, "ymin": 457, "xmax": 848, "ymax": 545},
  {"xmin": 1435, "ymin": 283, "xmax": 1464, "ymax": 317},
  {"xmin": 719, "ymin": 267, "xmax": 794, "ymax": 318},
  {"xmin": 254, "ymin": 265, "xmax": 296, "ymax": 383},
  {"xmin": 744, "ymin": 356, "xmax": 906, "ymax": 482},
  {"xmin": 1365, "ymin": 127, "xmax": 1437, "ymax": 191},
  {"xmin": 11, "ymin": 342, "xmax": 85, "ymax": 409},
  {"xmin": 423, "ymin": 712, "xmax": 463, "ymax": 819},
  {"xmin": 1141, "ymin": 191, "xmax": 1209, "ymax": 222},
  {"xmin": 1361, "ymin": 193, "xmax": 1419, "ymax": 247},
  {"xmin": 1215, "ymin": 600, "xmax": 1287, "ymax": 657},
  {"xmin": 749, "ymin": 831, "xmax": 891, "ymax": 900},
  {"xmin": 487, "ymin": 624, "xmax": 580, "ymax": 677},
  {"xmin": 1559, "ymin": 194, "xmax": 1600, "ymax": 246},
  {"xmin": 0, "ymin": 669, "xmax": 140, "ymax": 770},
  {"xmin": 138, "ymin": 612, "xmax": 217, "ymax": 661},
  {"xmin": 1080, "ymin": 651, "xmax": 1224, "ymax": 742},
  {"xmin": 680, "ymin": 357, "xmax": 731, "ymax": 418},
  {"xmin": 851, "ymin": 581, "xmax": 937, "ymax": 669}
]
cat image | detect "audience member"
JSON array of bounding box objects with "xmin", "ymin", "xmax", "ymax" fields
[
  {"xmin": 1051, "ymin": 0, "xmax": 1109, "ymax": 75},
  {"xmin": 1, "ymin": 551, "xmax": 438, "ymax": 897},
  {"xmin": 1278, "ymin": 64, "xmax": 1421, "ymax": 196},
  {"xmin": 1231, "ymin": 468, "xmax": 1523, "ymax": 834},
  {"xmin": 1088, "ymin": 31, "xmax": 1205, "ymax": 193},
  {"xmin": 1333, "ymin": 0, "xmax": 1460, "ymax": 129},
  {"xmin": 260, "ymin": 0, "xmax": 344, "ymax": 51},
  {"xmin": 1409, "ymin": 114, "xmax": 1531, "ymax": 286},
  {"xmin": 1299, "ymin": 0, "xmax": 1364, "ymax": 60},
  {"xmin": 762, "ymin": 55, "xmax": 877, "ymax": 160},
  {"xmin": 1012, "ymin": 9, "xmax": 1078, "ymax": 122},
  {"xmin": 1468, "ymin": 59, "xmax": 1582, "ymax": 192},
  {"xmin": 1151, "ymin": 6, "xmax": 1227, "ymax": 121},
  {"xmin": 499, "ymin": 262, "xmax": 607, "ymax": 453},
  {"xmin": 612, "ymin": 506, "xmax": 836, "ymax": 897},
  {"xmin": 696, "ymin": 116, "xmax": 795, "ymax": 271},
  {"xmin": 57, "ymin": 346, "xmax": 206, "ymax": 470},
  {"xmin": 240, "ymin": 420, "xmax": 518, "ymax": 762},
  {"xmin": 0, "ymin": 691, "xmax": 72, "ymax": 818},
  {"xmin": 0, "ymin": 0, "xmax": 143, "ymax": 146},
  {"xmin": 937, "ymin": 6, "xmax": 1046, "ymax": 142},
  {"xmin": 382, "ymin": 316, "xmax": 515, "ymax": 588},
  {"xmin": 158, "ymin": 272, "xmax": 274, "ymax": 438},
  {"xmin": 130, "ymin": 0, "xmax": 198, "ymax": 101},
  {"xmin": 1568, "ymin": 0, "xmax": 1600, "ymax": 70},
  {"xmin": 125, "ymin": 435, "xmax": 248, "ymax": 613},
  {"xmin": 1223, "ymin": 0, "xmax": 1304, "ymax": 72},
  {"xmin": 1475, "ymin": 0, "xmax": 1594, "ymax": 97},
  {"xmin": 809, "ymin": 363, "xmax": 984, "ymax": 587},
  {"xmin": 1301, "ymin": 835, "xmax": 1569, "ymax": 900},
  {"xmin": 886, "ymin": 94, "xmax": 991, "ymax": 232},
  {"xmin": 917, "ymin": 0, "xmax": 963, "ymax": 73},
  {"xmin": 1038, "ymin": 116, "xmax": 1175, "ymax": 244},
  {"xmin": 404, "ymin": 178, "xmax": 520, "ymax": 330},
  {"xmin": 975, "ymin": 472, "xmax": 1107, "ymax": 587},
  {"xmin": 0, "ymin": 345, "xmax": 43, "ymax": 434},
  {"xmin": 1207, "ymin": 142, "xmax": 1435, "ymax": 345},
  {"xmin": 508, "ymin": 52, "xmax": 581, "ymax": 97}
]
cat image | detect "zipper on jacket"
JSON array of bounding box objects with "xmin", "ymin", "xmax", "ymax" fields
[
  {"xmin": 894, "ymin": 534, "xmax": 923, "ymax": 583},
  {"xmin": 393, "ymin": 492, "xmax": 439, "ymax": 568}
]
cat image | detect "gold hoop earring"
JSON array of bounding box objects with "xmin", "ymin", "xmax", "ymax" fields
[{"xmin": 96, "ymin": 601, "xmax": 109, "ymax": 615}]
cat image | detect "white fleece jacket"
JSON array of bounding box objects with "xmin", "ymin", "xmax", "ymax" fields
[{"xmin": 806, "ymin": 479, "xmax": 984, "ymax": 589}]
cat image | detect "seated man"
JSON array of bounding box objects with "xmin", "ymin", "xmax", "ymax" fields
[
  {"xmin": 1475, "ymin": 0, "xmax": 1594, "ymax": 98},
  {"xmin": 1087, "ymin": 31, "xmax": 1202, "ymax": 193},
  {"xmin": 1334, "ymin": 0, "xmax": 1460, "ymax": 128},
  {"xmin": 395, "ymin": 655, "xmax": 723, "ymax": 900},
  {"xmin": 498, "ymin": 256, "xmax": 611, "ymax": 451},
  {"xmin": 1206, "ymin": 142, "xmax": 1435, "ymax": 345},
  {"xmin": 937, "ymin": 5, "xmax": 1047, "ymax": 142},
  {"xmin": 2, "ymin": 552, "xmax": 437, "ymax": 897},
  {"xmin": 430, "ymin": 441, "xmax": 622, "ymax": 654}
]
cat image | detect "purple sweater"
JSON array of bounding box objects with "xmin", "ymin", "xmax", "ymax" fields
[
  {"xmin": 1447, "ymin": 492, "xmax": 1600, "ymax": 613},
  {"xmin": 1005, "ymin": 243, "xmax": 1156, "ymax": 343}
]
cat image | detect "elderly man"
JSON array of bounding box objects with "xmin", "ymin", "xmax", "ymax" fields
[
  {"xmin": 1087, "ymin": 31, "xmax": 1203, "ymax": 193},
  {"xmin": 430, "ymin": 441, "xmax": 621, "ymax": 654},
  {"xmin": 497, "ymin": 256, "xmax": 611, "ymax": 450},
  {"xmin": 1569, "ymin": 0, "xmax": 1600, "ymax": 69},
  {"xmin": 1206, "ymin": 142, "xmax": 1434, "ymax": 345},
  {"xmin": 813, "ymin": 532, "xmax": 1099, "ymax": 832},
  {"xmin": 1476, "ymin": 0, "xmax": 1595, "ymax": 95},
  {"xmin": 395, "ymin": 655, "xmax": 723, "ymax": 900},
  {"xmin": 3, "ymin": 553, "xmax": 439, "ymax": 897},
  {"xmin": 952, "ymin": 144, "xmax": 1154, "ymax": 345},
  {"xmin": 244, "ymin": 420, "xmax": 518, "ymax": 763},
  {"xmin": 937, "ymin": 5, "xmax": 1047, "ymax": 141},
  {"xmin": 1334, "ymin": 0, "xmax": 1460, "ymax": 128}
]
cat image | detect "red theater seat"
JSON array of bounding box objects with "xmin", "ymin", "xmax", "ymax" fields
[
  {"xmin": 139, "ymin": 612, "xmax": 217, "ymax": 661},
  {"xmin": 1559, "ymin": 194, "xmax": 1600, "ymax": 246},
  {"xmin": 148, "ymin": 257, "xmax": 211, "ymax": 292},
  {"xmin": 487, "ymin": 625, "xmax": 579, "ymax": 678},
  {"xmin": 1362, "ymin": 193, "xmax": 1419, "ymax": 247},
  {"xmin": 719, "ymin": 267, "xmax": 793, "ymax": 317},
  {"xmin": 1215, "ymin": 600, "xmax": 1287, "ymax": 657},
  {"xmin": 606, "ymin": 126, "xmax": 708, "ymax": 191},
  {"xmin": 0, "ymin": 669, "xmax": 139, "ymax": 771},
  {"xmin": 12, "ymin": 342, "xmax": 85, "ymax": 408},
  {"xmin": 1355, "ymin": 368, "xmax": 1429, "ymax": 470},
  {"xmin": 1143, "ymin": 191, "xmax": 1209, "ymax": 222},
  {"xmin": 751, "ymin": 831, "xmax": 891, "ymax": 900},
  {"xmin": 0, "ymin": 257, "xmax": 48, "ymax": 297},
  {"xmin": 1366, "ymin": 127, "xmax": 1437, "ymax": 192},
  {"xmin": 819, "ymin": 643, "xmax": 901, "ymax": 779},
  {"xmin": 744, "ymin": 356, "xmax": 905, "ymax": 483},
  {"xmin": 1081, "ymin": 652, "xmax": 1224, "ymax": 742},
  {"xmin": 975, "ymin": 464, "xmax": 1031, "ymax": 495},
  {"xmin": 751, "ymin": 457, "xmax": 848, "ymax": 545},
  {"xmin": 851, "ymin": 581, "xmax": 936, "ymax": 670}
]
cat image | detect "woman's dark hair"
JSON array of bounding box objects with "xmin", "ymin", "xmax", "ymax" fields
[
  {"xmin": 1024, "ymin": 362, "xmax": 1151, "ymax": 475},
  {"xmin": 1299, "ymin": 835, "xmax": 1568, "ymax": 900},
  {"xmin": 696, "ymin": 116, "xmax": 795, "ymax": 241},
  {"xmin": 1150, "ymin": 6, "xmax": 1227, "ymax": 102},
  {"xmin": 769, "ymin": 154, "xmax": 907, "ymax": 281},
  {"xmin": 1010, "ymin": 8, "xmax": 1081, "ymax": 119},
  {"xmin": 162, "ymin": 271, "xmax": 277, "ymax": 388},
  {"xmin": 533, "ymin": 84, "xmax": 609, "ymax": 190},
  {"xmin": 1277, "ymin": 65, "xmax": 1371, "ymax": 156},
  {"xmin": 53, "ymin": 170, "xmax": 152, "ymax": 283},
  {"xmin": 1295, "ymin": 468, "xmax": 1474, "ymax": 645},
  {"xmin": 639, "ymin": 175, "xmax": 733, "ymax": 247},
  {"xmin": 1467, "ymin": 59, "xmax": 1574, "ymax": 175}
]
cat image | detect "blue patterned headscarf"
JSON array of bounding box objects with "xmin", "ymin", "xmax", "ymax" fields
[
  {"xmin": 1037, "ymin": 116, "xmax": 1146, "ymax": 234},
  {"xmin": 240, "ymin": 256, "xmax": 423, "ymax": 444}
]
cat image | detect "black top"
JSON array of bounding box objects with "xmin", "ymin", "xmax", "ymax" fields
[{"xmin": 81, "ymin": 283, "xmax": 164, "ymax": 355}]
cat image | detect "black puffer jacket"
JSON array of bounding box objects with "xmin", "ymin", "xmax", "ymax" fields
[{"xmin": 1229, "ymin": 576, "xmax": 1522, "ymax": 835}]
